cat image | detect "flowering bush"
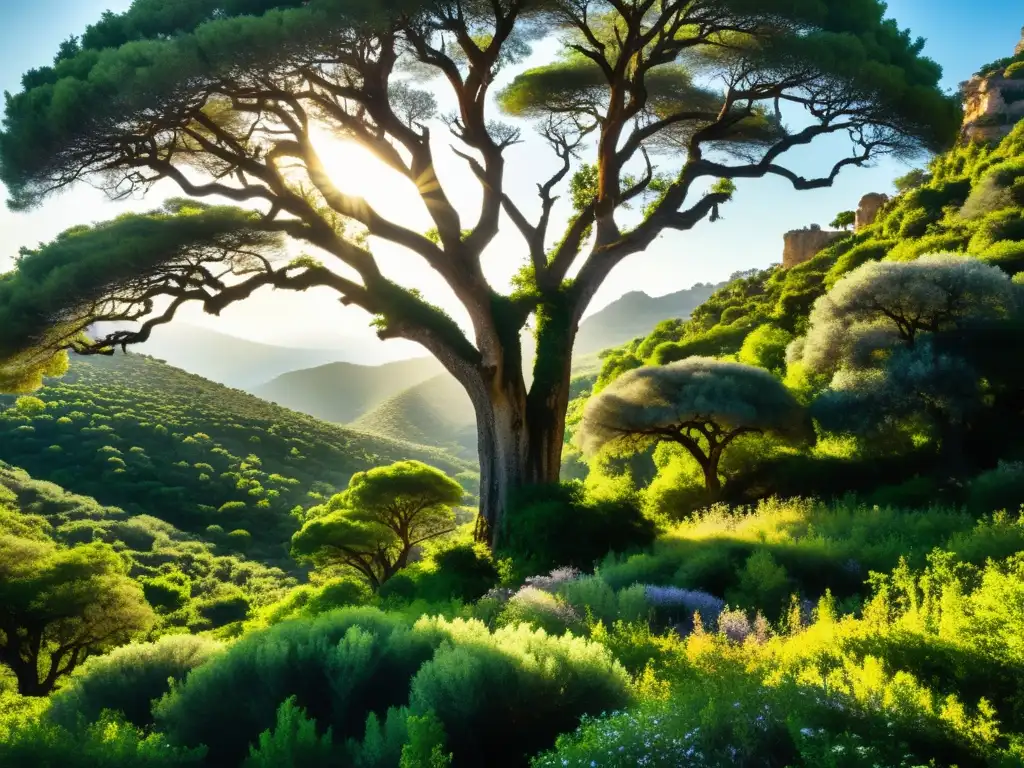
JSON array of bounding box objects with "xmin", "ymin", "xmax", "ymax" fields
[
  {"xmin": 643, "ymin": 585, "xmax": 724, "ymax": 629},
  {"xmin": 525, "ymin": 567, "xmax": 582, "ymax": 593},
  {"xmin": 497, "ymin": 586, "xmax": 584, "ymax": 635}
]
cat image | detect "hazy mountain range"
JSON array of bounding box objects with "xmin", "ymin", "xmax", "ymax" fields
[{"xmin": 121, "ymin": 281, "xmax": 721, "ymax": 452}]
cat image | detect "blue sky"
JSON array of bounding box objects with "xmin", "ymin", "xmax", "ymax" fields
[{"xmin": 0, "ymin": 1, "xmax": 1020, "ymax": 354}]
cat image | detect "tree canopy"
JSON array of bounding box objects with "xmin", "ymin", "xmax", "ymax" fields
[
  {"xmin": 830, "ymin": 210, "xmax": 855, "ymax": 230},
  {"xmin": 578, "ymin": 358, "xmax": 811, "ymax": 492},
  {"xmin": 290, "ymin": 460, "xmax": 464, "ymax": 587},
  {"xmin": 0, "ymin": 0, "xmax": 961, "ymax": 543},
  {"xmin": 792, "ymin": 254, "xmax": 1023, "ymax": 470},
  {"xmin": 791, "ymin": 253, "xmax": 1020, "ymax": 379},
  {"xmin": 0, "ymin": 535, "xmax": 154, "ymax": 695}
]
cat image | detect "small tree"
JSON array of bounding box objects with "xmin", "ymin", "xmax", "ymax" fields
[
  {"xmin": 792, "ymin": 253, "xmax": 1019, "ymax": 378},
  {"xmin": 830, "ymin": 211, "xmax": 856, "ymax": 230},
  {"xmin": 578, "ymin": 359, "xmax": 811, "ymax": 494},
  {"xmin": 792, "ymin": 254, "xmax": 1021, "ymax": 469},
  {"xmin": 290, "ymin": 461, "xmax": 463, "ymax": 589},
  {"xmin": 0, "ymin": 536, "xmax": 154, "ymax": 695},
  {"xmin": 894, "ymin": 168, "xmax": 932, "ymax": 194}
]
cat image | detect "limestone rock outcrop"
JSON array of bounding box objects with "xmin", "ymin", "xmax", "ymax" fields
[
  {"xmin": 961, "ymin": 28, "xmax": 1024, "ymax": 143},
  {"xmin": 782, "ymin": 225, "xmax": 846, "ymax": 269},
  {"xmin": 855, "ymin": 193, "xmax": 889, "ymax": 231}
]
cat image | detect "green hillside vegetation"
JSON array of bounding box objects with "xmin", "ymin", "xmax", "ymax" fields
[
  {"xmin": 255, "ymin": 357, "xmax": 443, "ymax": 424},
  {"xmin": 0, "ymin": 462, "xmax": 297, "ymax": 645},
  {"xmin": 0, "ymin": 354, "xmax": 472, "ymax": 566},
  {"xmin": 353, "ymin": 374, "xmax": 478, "ymax": 459},
  {"xmin": 574, "ymin": 122, "xmax": 1024, "ymax": 513},
  {"xmin": 572, "ymin": 282, "xmax": 722, "ymax": 356},
  {"xmin": 3, "ymin": 0, "xmax": 1024, "ymax": 765}
]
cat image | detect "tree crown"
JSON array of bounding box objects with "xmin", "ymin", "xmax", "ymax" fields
[
  {"xmin": 792, "ymin": 253, "xmax": 1020, "ymax": 378},
  {"xmin": 0, "ymin": 0, "xmax": 959, "ymax": 390},
  {"xmin": 578, "ymin": 357, "xmax": 811, "ymax": 457}
]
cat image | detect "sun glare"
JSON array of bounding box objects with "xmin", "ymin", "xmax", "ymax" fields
[{"xmin": 308, "ymin": 128, "xmax": 427, "ymax": 228}]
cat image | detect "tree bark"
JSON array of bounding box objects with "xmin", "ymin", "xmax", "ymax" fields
[
  {"xmin": 473, "ymin": 305, "xmax": 574, "ymax": 549},
  {"xmin": 702, "ymin": 459, "xmax": 722, "ymax": 496}
]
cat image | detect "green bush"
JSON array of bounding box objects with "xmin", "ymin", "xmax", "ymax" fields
[
  {"xmin": 651, "ymin": 324, "xmax": 752, "ymax": 364},
  {"xmin": 735, "ymin": 324, "xmax": 792, "ymax": 375},
  {"xmin": 48, "ymin": 635, "xmax": 220, "ymax": 730},
  {"xmin": 497, "ymin": 587, "xmax": 583, "ymax": 635},
  {"xmin": 196, "ymin": 592, "xmax": 251, "ymax": 628},
  {"xmin": 142, "ymin": 573, "xmax": 191, "ymax": 613},
  {"xmin": 500, "ymin": 482, "xmax": 656, "ymax": 576},
  {"xmin": 0, "ymin": 712, "xmax": 205, "ymax": 767},
  {"xmin": 154, "ymin": 608, "xmax": 442, "ymax": 766},
  {"xmin": 824, "ymin": 239, "xmax": 896, "ymax": 287},
  {"xmin": 967, "ymin": 462, "xmax": 1024, "ymax": 515},
  {"xmin": 257, "ymin": 577, "xmax": 372, "ymax": 626},
  {"xmin": 408, "ymin": 618, "xmax": 631, "ymax": 767},
  {"xmin": 413, "ymin": 544, "xmax": 500, "ymax": 603},
  {"xmin": 243, "ymin": 697, "xmax": 335, "ymax": 768}
]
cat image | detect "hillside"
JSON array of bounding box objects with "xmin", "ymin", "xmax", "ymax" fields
[
  {"xmin": 0, "ymin": 354, "xmax": 472, "ymax": 566},
  {"xmin": 129, "ymin": 323, "xmax": 348, "ymax": 389},
  {"xmin": 254, "ymin": 356, "xmax": 442, "ymax": 423},
  {"xmin": 574, "ymin": 281, "xmax": 722, "ymax": 355},
  {"xmin": 596, "ymin": 123, "xmax": 1024, "ymax": 389},
  {"xmin": 353, "ymin": 373, "xmax": 477, "ymax": 458},
  {"xmin": 578, "ymin": 121, "xmax": 1024, "ymax": 509},
  {"xmin": 0, "ymin": 461, "xmax": 297, "ymax": 629}
]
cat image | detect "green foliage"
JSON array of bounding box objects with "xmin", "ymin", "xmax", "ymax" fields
[
  {"xmin": 830, "ymin": 210, "xmax": 855, "ymax": 229},
  {"xmin": 154, "ymin": 608, "xmax": 440, "ymax": 766},
  {"xmin": 967, "ymin": 462, "xmax": 1024, "ymax": 516},
  {"xmin": 48, "ymin": 635, "xmax": 220, "ymax": 730},
  {"xmin": 497, "ymin": 587, "xmax": 584, "ymax": 635},
  {"xmin": 399, "ymin": 712, "xmax": 452, "ymax": 768},
  {"xmin": 196, "ymin": 591, "xmax": 251, "ymax": 628},
  {"xmin": 894, "ymin": 167, "xmax": 932, "ymax": 193},
  {"xmin": 0, "ymin": 533, "xmax": 154, "ymax": 695},
  {"xmin": 291, "ymin": 461, "xmax": 463, "ymax": 589},
  {"xmin": 142, "ymin": 572, "xmax": 192, "ymax": 613},
  {"xmin": 0, "ymin": 711, "xmax": 206, "ymax": 767},
  {"xmin": 407, "ymin": 618, "xmax": 631, "ymax": 767},
  {"xmin": 0, "ymin": 355, "xmax": 468, "ymax": 569},
  {"xmin": 244, "ymin": 697, "xmax": 334, "ymax": 768},
  {"xmin": 580, "ymin": 358, "xmax": 812, "ymax": 494},
  {"xmin": 256, "ymin": 577, "xmax": 372, "ymax": 626},
  {"xmin": 499, "ymin": 482, "xmax": 656, "ymax": 577},
  {"xmin": 599, "ymin": 496, "xmax": 1024, "ymax": 616},
  {"xmin": 735, "ymin": 324, "xmax": 792, "ymax": 375}
]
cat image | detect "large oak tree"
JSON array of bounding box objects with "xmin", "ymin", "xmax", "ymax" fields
[{"xmin": 0, "ymin": 0, "xmax": 958, "ymax": 545}]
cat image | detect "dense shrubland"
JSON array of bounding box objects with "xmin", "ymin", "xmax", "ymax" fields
[
  {"xmin": 4, "ymin": 493, "xmax": 1024, "ymax": 766},
  {"xmin": 0, "ymin": 354, "xmax": 472, "ymax": 567}
]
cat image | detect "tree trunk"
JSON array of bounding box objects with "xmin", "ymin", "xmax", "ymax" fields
[
  {"xmin": 6, "ymin": 653, "xmax": 45, "ymax": 696},
  {"xmin": 473, "ymin": 304, "xmax": 575, "ymax": 549},
  {"xmin": 702, "ymin": 461, "xmax": 722, "ymax": 496}
]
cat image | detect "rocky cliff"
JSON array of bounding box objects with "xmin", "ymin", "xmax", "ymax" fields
[
  {"xmin": 961, "ymin": 28, "xmax": 1024, "ymax": 143},
  {"xmin": 782, "ymin": 225, "xmax": 847, "ymax": 269}
]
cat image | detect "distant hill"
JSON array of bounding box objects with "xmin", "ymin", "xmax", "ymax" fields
[
  {"xmin": 353, "ymin": 374, "xmax": 477, "ymax": 459},
  {"xmin": 0, "ymin": 354, "xmax": 471, "ymax": 566},
  {"xmin": 574, "ymin": 282, "xmax": 722, "ymax": 355},
  {"xmin": 255, "ymin": 357, "xmax": 443, "ymax": 423},
  {"xmin": 262, "ymin": 282, "xmax": 722, "ymax": 443},
  {"xmin": 130, "ymin": 323, "xmax": 348, "ymax": 389}
]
